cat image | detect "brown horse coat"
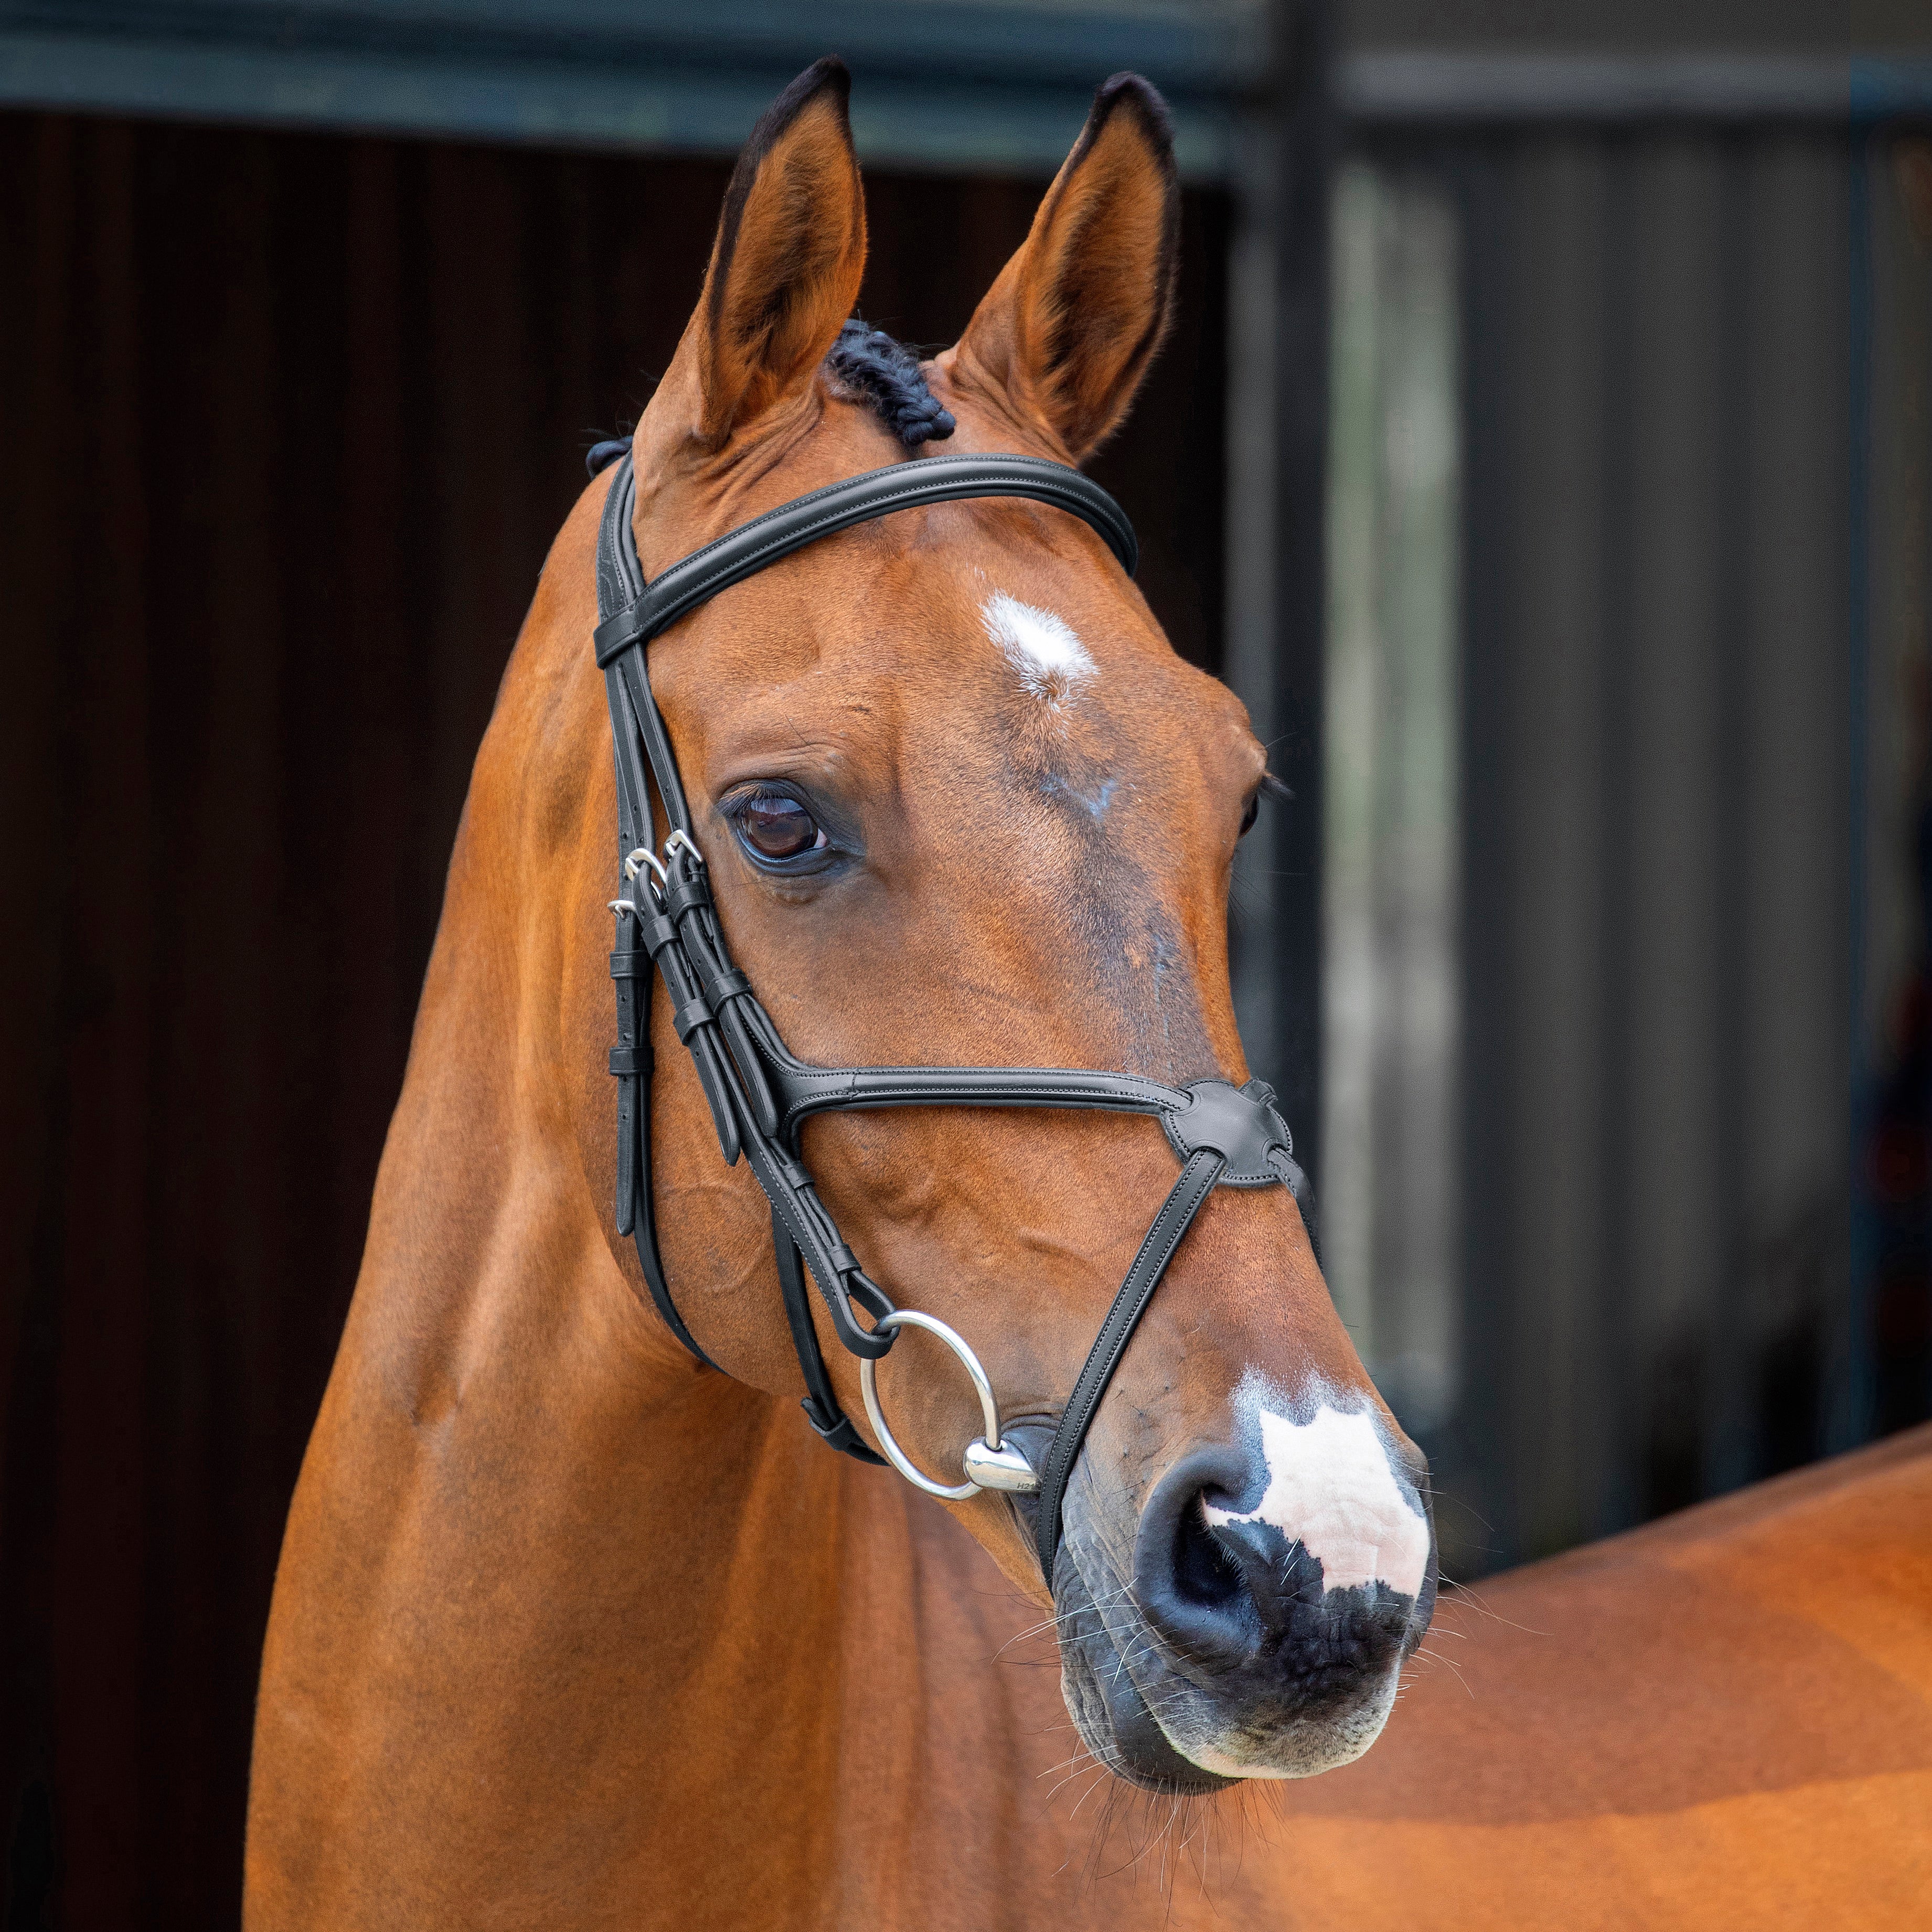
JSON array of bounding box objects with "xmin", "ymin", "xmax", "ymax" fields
[
  {"xmin": 1277, "ymin": 1424, "xmax": 1932, "ymax": 1928},
  {"xmin": 244, "ymin": 57, "xmax": 1927, "ymax": 1930}
]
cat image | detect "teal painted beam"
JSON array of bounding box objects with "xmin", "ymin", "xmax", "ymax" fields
[{"xmin": 0, "ymin": 1, "xmax": 1256, "ymax": 176}]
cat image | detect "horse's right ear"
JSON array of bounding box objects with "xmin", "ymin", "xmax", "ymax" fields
[
  {"xmin": 941, "ymin": 74, "xmax": 1178, "ymax": 463},
  {"xmin": 657, "ymin": 58, "xmax": 868, "ymax": 453}
]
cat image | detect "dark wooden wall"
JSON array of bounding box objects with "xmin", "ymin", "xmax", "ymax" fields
[{"xmin": 0, "ymin": 111, "xmax": 1228, "ymax": 1930}]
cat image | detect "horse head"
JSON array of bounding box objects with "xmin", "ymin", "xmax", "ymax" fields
[{"xmin": 566, "ymin": 57, "xmax": 1437, "ymax": 1792}]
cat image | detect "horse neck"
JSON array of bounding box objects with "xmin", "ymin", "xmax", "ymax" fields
[
  {"xmin": 254, "ymin": 503, "xmax": 1254, "ymax": 1925},
  {"xmin": 259, "ymin": 567, "xmax": 914, "ymax": 1890}
]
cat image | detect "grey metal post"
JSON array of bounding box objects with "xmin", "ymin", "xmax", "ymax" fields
[{"xmin": 1226, "ymin": 0, "xmax": 1335, "ymax": 1176}]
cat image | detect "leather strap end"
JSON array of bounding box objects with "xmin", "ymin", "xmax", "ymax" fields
[
  {"xmin": 614, "ymin": 1080, "xmax": 637, "ymax": 1238},
  {"xmin": 800, "ymin": 1398, "xmax": 889, "ymax": 1467}
]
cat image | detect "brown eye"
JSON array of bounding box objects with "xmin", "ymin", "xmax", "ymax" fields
[
  {"xmin": 734, "ymin": 792, "xmax": 828, "ymax": 864},
  {"xmin": 1239, "ymin": 793, "xmax": 1260, "ymax": 838}
]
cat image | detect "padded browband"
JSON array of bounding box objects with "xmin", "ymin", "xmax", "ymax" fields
[{"xmin": 594, "ymin": 452, "xmax": 1138, "ymax": 667}]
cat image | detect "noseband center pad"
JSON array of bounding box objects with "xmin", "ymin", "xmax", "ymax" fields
[{"xmin": 1160, "ymin": 1080, "xmax": 1292, "ymax": 1187}]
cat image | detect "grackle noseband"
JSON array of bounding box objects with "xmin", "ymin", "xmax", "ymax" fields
[{"xmin": 592, "ymin": 447, "xmax": 1312, "ymax": 1584}]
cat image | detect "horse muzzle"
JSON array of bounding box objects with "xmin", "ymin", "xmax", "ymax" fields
[{"xmin": 1048, "ymin": 1405, "xmax": 1438, "ymax": 1789}]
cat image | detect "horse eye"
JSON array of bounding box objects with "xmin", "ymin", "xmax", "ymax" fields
[
  {"xmin": 1238, "ymin": 793, "xmax": 1260, "ymax": 838},
  {"xmin": 734, "ymin": 792, "xmax": 828, "ymax": 864}
]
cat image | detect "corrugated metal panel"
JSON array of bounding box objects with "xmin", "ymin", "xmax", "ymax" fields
[{"xmin": 1330, "ymin": 127, "xmax": 1930, "ymax": 1579}]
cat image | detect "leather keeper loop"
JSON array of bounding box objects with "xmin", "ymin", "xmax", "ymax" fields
[
  {"xmin": 670, "ymin": 997, "xmax": 713, "ymax": 1043},
  {"xmin": 664, "ymin": 872, "xmax": 713, "ymax": 922},
  {"xmin": 609, "ymin": 951, "xmax": 649, "ymax": 979},
  {"xmin": 702, "ymin": 968, "xmax": 751, "ymax": 1003},
  {"xmin": 639, "ymin": 909, "xmax": 681, "ymax": 957},
  {"xmin": 593, "ymin": 604, "xmax": 646, "ymax": 663},
  {"xmin": 608, "ymin": 1044, "xmax": 652, "ymax": 1077}
]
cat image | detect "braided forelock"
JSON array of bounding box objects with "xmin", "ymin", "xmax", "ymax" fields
[{"xmin": 823, "ymin": 319, "xmax": 957, "ymax": 449}]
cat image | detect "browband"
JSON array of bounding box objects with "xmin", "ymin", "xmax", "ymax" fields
[{"xmin": 594, "ymin": 452, "xmax": 1137, "ymax": 667}]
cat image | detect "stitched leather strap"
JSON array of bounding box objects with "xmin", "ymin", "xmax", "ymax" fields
[
  {"xmin": 594, "ymin": 453, "xmax": 1137, "ymax": 667},
  {"xmin": 1033, "ymin": 1149, "xmax": 1225, "ymax": 1585},
  {"xmin": 770, "ymin": 1061, "xmax": 1188, "ymax": 1146},
  {"xmin": 773, "ymin": 1212, "xmax": 887, "ymax": 1466}
]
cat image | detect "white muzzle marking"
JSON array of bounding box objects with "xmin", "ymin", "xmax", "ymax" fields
[{"xmin": 1203, "ymin": 1405, "xmax": 1430, "ymax": 1597}]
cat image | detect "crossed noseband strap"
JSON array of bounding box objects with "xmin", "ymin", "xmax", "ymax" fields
[{"xmin": 591, "ymin": 447, "xmax": 1312, "ymax": 1585}]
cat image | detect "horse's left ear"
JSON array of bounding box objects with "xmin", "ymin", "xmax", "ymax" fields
[{"xmin": 942, "ymin": 73, "xmax": 1179, "ymax": 463}]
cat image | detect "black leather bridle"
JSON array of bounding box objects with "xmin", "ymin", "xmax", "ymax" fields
[{"xmin": 593, "ymin": 447, "xmax": 1312, "ymax": 1584}]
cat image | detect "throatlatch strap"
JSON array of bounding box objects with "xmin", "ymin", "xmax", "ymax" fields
[{"xmin": 1033, "ymin": 1149, "xmax": 1226, "ymax": 1585}]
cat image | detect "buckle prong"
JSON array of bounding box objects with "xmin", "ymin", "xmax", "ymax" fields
[{"xmin": 624, "ymin": 845, "xmax": 668, "ymax": 887}]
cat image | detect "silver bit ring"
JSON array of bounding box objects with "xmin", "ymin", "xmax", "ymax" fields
[{"xmin": 858, "ymin": 1310, "xmax": 1037, "ymax": 1500}]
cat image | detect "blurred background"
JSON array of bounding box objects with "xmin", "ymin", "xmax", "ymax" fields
[{"xmin": 3, "ymin": 2, "xmax": 1930, "ymax": 1924}]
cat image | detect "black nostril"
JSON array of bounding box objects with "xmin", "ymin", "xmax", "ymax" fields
[
  {"xmin": 1172, "ymin": 1493, "xmax": 1248, "ymax": 1614},
  {"xmin": 1137, "ymin": 1445, "xmax": 1435, "ymax": 1698}
]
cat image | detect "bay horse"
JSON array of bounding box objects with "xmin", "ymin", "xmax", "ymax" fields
[
  {"xmin": 244, "ymin": 60, "xmax": 1441, "ymax": 1926},
  {"xmin": 244, "ymin": 56, "xmax": 1930, "ymax": 1929},
  {"xmin": 1276, "ymin": 1421, "xmax": 1932, "ymax": 1930}
]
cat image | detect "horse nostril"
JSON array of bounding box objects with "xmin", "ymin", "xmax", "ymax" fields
[
  {"xmin": 1172, "ymin": 1493, "xmax": 1248, "ymax": 1614},
  {"xmin": 1136, "ymin": 1439, "xmax": 1436, "ymax": 1702}
]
